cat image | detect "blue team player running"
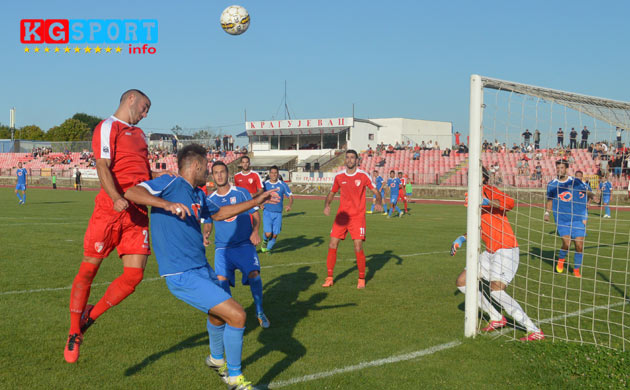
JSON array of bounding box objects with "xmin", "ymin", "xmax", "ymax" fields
[
  {"xmin": 368, "ymin": 170, "xmax": 384, "ymax": 214},
  {"xmin": 124, "ymin": 144, "xmax": 279, "ymax": 390},
  {"xmin": 205, "ymin": 161, "xmax": 272, "ymax": 329},
  {"xmin": 385, "ymin": 170, "xmax": 403, "ymax": 218},
  {"xmin": 261, "ymin": 165, "xmax": 293, "ymax": 253},
  {"xmin": 544, "ymin": 160, "xmax": 594, "ymax": 278},
  {"xmin": 15, "ymin": 162, "xmax": 28, "ymax": 204},
  {"xmin": 598, "ymin": 174, "xmax": 613, "ymax": 218}
]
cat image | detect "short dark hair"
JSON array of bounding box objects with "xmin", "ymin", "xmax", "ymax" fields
[
  {"xmin": 398, "ymin": 171, "xmax": 403, "ymax": 175},
  {"xmin": 390, "ymin": 170, "xmax": 395, "ymax": 174},
  {"xmin": 120, "ymin": 89, "xmax": 150, "ymax": 104},
  {"xmin": 575, "ymin": 170, "xmax": 583, "ymax": 175},
  {"xmin": 177, "ymin": 144, "xmax": 206, "ymax": 169},
  {"xmin": 346, "ymin": 149, "xmax": 358, "ymax": 158},
  {"xmin": 269, "ymin": 165, "xmax": 279, "ymax": 172},
  {"xmin": 211, "ymin": 160, "xmax": 228, "ymax": 173},
  {"xmin": 241, "ymin": 155, "xmax": 250, "ymax": 163},
  {"xmin": 556, "ymin": 159, "xmax": 569, "ymax": 168}
]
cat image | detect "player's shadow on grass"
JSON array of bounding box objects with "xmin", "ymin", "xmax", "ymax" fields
[
  {"xmin": 333, "ymin": 250, "xmax": 403, "ymax": 284},
  {"xmin": 38, "ymin": 201, "xmax": 76, "ymax": 204},
  {"xmin": 124, "ymin": 331, "xmax": 207, "ymax": 377},
  {"xmin": 597, "ymin": 271, "xmax": 629, "ymax": 301},
  {"xmin": 283, "ymin": 211, "xmax": 306, "ymax": 218},
  {"xmin": 242, "ymin": 266, "xmax": 355, "ymax": 387},
  {"xmin": 529, "ymin": 247, "xmax": 558, "ymax": 270},
  {"xmin": 268, "ymin": 234, "xmax": 324, "ymax": 253}
]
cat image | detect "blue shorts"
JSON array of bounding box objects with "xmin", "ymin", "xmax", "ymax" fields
[
  {"xmin": 263, "ymin": 210, "xmax": 282, "ymax": 235},
  {"xmin": 390, "ymin": 195, "xmax": 399, "ymax": 204},
  {"xmin": 214, "ymin": 244, "xmax": 260, "ymax": 287},
  {"xmin": 15, "ymin": 184, "xmax": 26, "ymax": 191},
  {"xmin": 602, "ymin": 195, "xmax": 611, "ymax": 205},
  {"xmin": 164, "ymin": 263, "xmax": 232, "ymax": 314},
  {"xmin": 374, "ymin": 189, "xmax": 385, "ymax": 199},
  {"xmin": 557, "ymin": 220, "xmax": 586, "ymax": 239}
]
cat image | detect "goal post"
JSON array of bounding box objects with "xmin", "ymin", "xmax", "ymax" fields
[{"xmin": 465, "ymin": 74, "xmax": 630, "ymax": 350}]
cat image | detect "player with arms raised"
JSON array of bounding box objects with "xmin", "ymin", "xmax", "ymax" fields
[
  {"xmin": 234, "ymin": 155, "xmax": 264, "ymax": 197},
  {"xmin": 451, "ymin": 167, "xmax": 544, "ymax": 341},
  {"xmin": 544, "ymin": 160, "xmax": 594, "ymax": 278},
  {"xmin": 322, "ymin": 150, "xmax": 382, "ymax": 289},
  {"xmin": 15, "ymin": 162, "xmax": 27, "ymax": 204}
]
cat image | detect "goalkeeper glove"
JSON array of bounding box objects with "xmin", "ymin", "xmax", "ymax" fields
[
  {"xmin": 451, "ymin": 235, "xmax": 467, "ymax": 256},
  {"xmin": 482, "ymin": 198, "xmax": 490, "ymax": 206}
]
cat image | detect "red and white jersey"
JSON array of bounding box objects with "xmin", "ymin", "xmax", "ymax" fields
[
  {"xmin": 234, "ymin": 171, "xmax": 263, "ymax": 195},
  {"xmin": 92, "ymin": 116, "xmax": 151, "ymax": 193},
  {"xmin": 331, "ymin": 169, "xmax": 374, "ymax": 217}
]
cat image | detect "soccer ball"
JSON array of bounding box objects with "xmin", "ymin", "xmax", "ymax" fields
[{"xmin": 220, "ymin": 5, "xmax": 250, "ymax": 36}]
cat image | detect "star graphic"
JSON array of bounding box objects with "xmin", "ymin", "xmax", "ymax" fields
[
  {"xmin": 24, "ymin": 47, "xmax": 29, "ymax": 53},
  {"xmin": 34, "ymin": 47, "xmax": 40, "ymax": 53},
  {"xmin": 115, "ymin": 46, "xmax": 121, "ymax": 53},
  {"xmin": 44, "ymin": 47, "xmax": 50, "ymax": 53},
  {"xmin": 64, "ymin": 46, "xmax": 70, "ymax": 53},
  {"xmin": 94, "ymin": 46, "xmax": 101, "ymax": 53},
  {"xmin": 74, "ymin": 47, "xmax": 80, "ymax": 53},
  {"xmin": 84, "ymin": 46, "xmax": 91, "ymax": 53},
  {"xmin": 105, "ymin": 46, "xmax": 112, "ymax": 53},
  {"xmin": 54, "ymin": 47, "xmax": 60, "ymax": 53}
]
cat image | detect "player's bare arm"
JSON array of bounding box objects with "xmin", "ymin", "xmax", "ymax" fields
[
  {"xmin": 544, "ymin": 199, "xmax": 553, "ymax": 221},
  {"xmin": 323, "ymin": 190, "xmax": 336, "ymax": 216},
  {"xmin": 285, "ymin": 195, "xmax": 294, "ymax": 212},
  {"xmin": 203, "ymin": 223, "xmax": 213, "ymax": 247},
  {"xmin": 370, "ymin": 187, "xmax": 383, "ymax": 212},
  {"xmin": 250, "ymin": 211, "xmax": 262, "ymax": 246},
  {"xmin": 124, "ymin": 185, "xmax": 191, "ymax": 219},
  {"xmin": 212, "ymin": 188, "xmax": 280, "ymax": 221},
  {"xmin": 95, "ymin": 158, "xmax": 129, "ymax": 212}
]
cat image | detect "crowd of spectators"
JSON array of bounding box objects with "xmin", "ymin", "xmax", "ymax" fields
[{"xmin": 31, "ymin": 147, "xmax": 52, "ymax": 158}]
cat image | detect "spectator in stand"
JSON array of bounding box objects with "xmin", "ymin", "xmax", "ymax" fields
[
  {"xmin": 557, "ymin": 128, "xmax": 564, "ymax": 147},
  {"xmin": 511, "ymin": 143, "xmax": 520, "ymax": 153},
  {"xmin": 394, "ymin": 141, "xmax": 401, "ymax": 150},
  {"xmin": 386, "ymin": 144, "xmax": 394, "ymax": 154},
  {"xmin": 376, "ymin": 158, "xmax": 386, "ymax": 167},
  {"xmin": 566, "ymin": 150, "xmax": 575, "ymax": 165},
  {"xmin": 580, "ymin": 126, "xmax": 590, "ymax": 149},
  {"xmin": 599, "ymin": 155, "xmax": 609, "ymax": 175},
  {"xmin": 228, "ymin": 135, "xmax": 234, "ymax": 151},
  {"xmin": 457, "ymin": 144, "xmax": 468, "ymax": 154},
  {"xmin": 441, "ymin": 148, "xmax": 450, "ymax": 157},
  {"xmin": 434, "ymin": 141, "xmax": 440, "ymax": 150},
  {"xmin": 414, "ymin": 143, "xmax": 420, "ymax": 152},
  {"xmin": 413, "ymin": 151, "xmax": 420, "ymax": 160},
  {"xmin": 616, "ymin": 127, "xmax": 624, "ymax": 149},
  {"xmin": 427, "ymin": 140, "xmax": 434, "ymax": 150},
  {"xmin": 612, "ymin": 153, "xmax": 623, "ymax": 177},
  {"xmin": 172, "ymin": 137, "xmax": 178, "ymax": 153},
  {"xmin": 534, "ymin": 163, "xmax": 542, "ymax": 181},
  {"xmin": 522, "ymin": 129, "xmax": 532, "ymax": 147},
  {"xmin": 534, "ymin": 129, "xmax": 541, "ymax": 150},
  {"xmin": 493, "ymin": 139, "xmax": 500, "ymax": 152},
  {"xmin": 569, "ymin": 128, "xmax": 578, "ymax": 149},
  {"xmin": 215, "ymin": 136, "xmax": 221, "ymax": 150},
  {"xmin": 367, "ymin": 146, "xmax": 373, "ymax": 157},
  {"xmin": 454, "ymin": 131, "xmax": 461, "ymax": 146},
  {"xmin": 223, "ymin": 134, "xmax": 229, "ymax": 150}
]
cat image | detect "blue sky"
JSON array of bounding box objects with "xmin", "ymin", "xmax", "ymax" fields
[{"xmin": 2, "ymin": 0, "xmax": 629, "ymax": 143}]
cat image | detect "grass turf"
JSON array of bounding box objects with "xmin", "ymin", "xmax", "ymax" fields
[{"xmin": 1, "ymin": 188, "xmax": 629, "ymax": 389}]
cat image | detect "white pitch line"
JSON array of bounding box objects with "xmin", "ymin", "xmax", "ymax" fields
[
  {"xmin": 265, "ymin": 341, "xmax": 462, "ymax": 389},
  {"xmin": 0, "ymin": 251, "xmax": 448, "ymax": 296}
]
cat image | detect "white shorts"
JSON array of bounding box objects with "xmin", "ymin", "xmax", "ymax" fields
[{"xmin": 479, "ymin": 247, "xmax": 519, "ymax": 285}]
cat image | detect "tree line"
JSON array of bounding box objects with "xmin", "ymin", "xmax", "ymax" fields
[{"xmin": 0, "ymin": 113, "xmax": 102, "ymax": 142}]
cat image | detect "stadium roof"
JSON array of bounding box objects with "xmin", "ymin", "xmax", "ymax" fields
[{"xmin": 249, "ymin": 155, "xmax": 296, "ymax": 168}]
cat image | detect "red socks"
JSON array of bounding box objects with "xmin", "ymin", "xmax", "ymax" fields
[
  {"xmin": 90, "ymin": 267, "xmax": 144, "ymax": 320},
  {"xmin": 356, "ymin": 250, "xmax": 366, "ymax": 279},
  {"xmin": 69, "ymin": 262, "xmax": 99, "ymax": 334},
  {"xmin": 326, "ymin": 248, "xmax": 337, "ymax": 277}
]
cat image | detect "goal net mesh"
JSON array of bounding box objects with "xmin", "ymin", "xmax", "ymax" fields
[{"xmin": 470, "ymin": 76, "xmax": 630, "ymax": 350}]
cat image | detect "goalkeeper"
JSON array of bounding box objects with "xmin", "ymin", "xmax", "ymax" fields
[{"xmin": 451, "ymin": 167, "xmax": 544, "ymax": 341}]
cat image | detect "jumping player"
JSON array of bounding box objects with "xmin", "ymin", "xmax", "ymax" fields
[
  {"xmin": 15, "ymin": 162, "xmax": 27, "ymax": 204},
  {"xmin": 64, "ymin": 89, "xmax": 170, "ymax": 363},
  {"xmin": 234, "ymin": 155, "xmax": 264, "ymax": 197},
  {"xmin": 397, "ymin": 171, "xmax": 408, "ymax": 214},
  {"xmin": 125, "ymin": 144, "xmax": 279, "ymax": 389},
  {"xmin": 451, "ymin": 167, "xmax": 544, "ymax": 341},
  {"xmin": 368, "ymin": 170, "xmax": 384, "ymax": 214},
  {"xmin": 322, "ymin": 150, "xmax": 383, "ymax": 289},
  {"xmin": 261, "ymin": 165, "xmax": 293, "ymax": 253},
  {"xmin": 598, "ymin": 174, "xmax": 612, "ymax": 218},
  {"xmin": 544, "ymin": 160, "xmax": 594, "ymax": 278},
  {"xmin": 386, "ymin": 170, "xmax": 403, "ymax": 218},
  {"xmin": 205, "ymin": 161, "xmax": 271, "ymax": 329}
]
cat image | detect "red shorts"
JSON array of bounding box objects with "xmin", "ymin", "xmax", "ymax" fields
[
  {"xmin": 398, "ymin": 189, "xmax": 406, "ymax": 201},
  {"xmin": 330, "ymin": 212, "xmax": 366, "ymax": 241},
  {"xmin": 83, "ymin": 192, "xmax": 150, "ymax": 259}
]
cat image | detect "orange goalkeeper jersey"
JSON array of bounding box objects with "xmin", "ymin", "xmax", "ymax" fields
[{"xmin": 481, "ymin": 184, "xmax": 518, "ymax": 253}]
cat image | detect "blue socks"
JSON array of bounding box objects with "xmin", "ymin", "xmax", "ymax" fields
[
  {"xmin": 574, "ymin": 252, "xmax": 583, "ymax": 269},
  {"xmin": 219, "ymin": 279, "xmax": 231, "ymax": 295},
  {"xmin": 224, "ymin": 324, "xmax": 245, "ymax": 377},
  {"xmin": 605, "ymin": 205, "xmax": 611, "ymax": 217},
  {"xmin": 370, "ymin": 204, "xmax": 375, "ymax": 212},
  {"xmin": 559, "ymin": 249, "xmax": 568, "ymax": 260},
  {"xmin": 267, "ymin": 238, "xmax": 276, "ymax": 250},
  {"xmin": 249, "ymin": 275, "xmax": 264, "ymax": 314},
  {"xmin": 16, "ymin": 192, "xmax": 22, "ymax": 202},
  {"xmin": 206, "ymin": 320, "xmax": 225, "ymax": 360}
]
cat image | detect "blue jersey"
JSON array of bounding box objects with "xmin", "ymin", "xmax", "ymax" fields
[
  {"xmin": 375, "ymin": 176, "xmax": 384, "ymax": 191},
  {"xmin": 546, "ymin": 176, "xmax": 589, "ymax": 223},
  {"xmin": 138, "ymin": 175, "xmax": 218, "ymax": 277},
  {"xmin": 206, "ymin": 186, "xmax": 258, "ymax": 248},
  {"xmin": 16, "ymin": 168, "xmax": 27, "ymax": 185},
  {"xmin": 387, "ymin": 177, "xmax": 401, "ymax": 194},
  {"xmin": 599, "ymin": 181, "xmax": 612, "ymax": 196},
  {"xmin": 262, "ymin": 180, "xmax": 292, "ymax": 213}
]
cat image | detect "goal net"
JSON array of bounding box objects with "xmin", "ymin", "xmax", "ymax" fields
[{"xmin": 465, "ymin": 75, "xmax": 630, "ymax": 350}]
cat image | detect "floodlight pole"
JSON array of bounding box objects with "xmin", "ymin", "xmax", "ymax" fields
[{"xmin": 465, "ymin": 75, "xmax": 483, "ymax": 338}]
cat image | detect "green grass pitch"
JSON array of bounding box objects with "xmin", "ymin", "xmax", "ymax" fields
[{"xmin": 1, "ymin": 188, "xmax": 629, "ymax": 389}]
